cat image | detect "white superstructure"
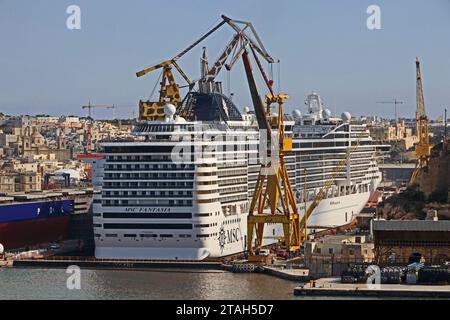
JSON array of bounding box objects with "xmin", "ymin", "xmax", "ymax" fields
[{"xmin": 92, "ymin": 91, "xmax": 388, "ymax": 260}]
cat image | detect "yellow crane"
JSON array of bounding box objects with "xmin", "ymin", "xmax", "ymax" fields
[
  {"xmin": 410, "ymin": 58, "xmax": 432, "ymax": 185},
  {"xmin": 136, "ymin": 20, "xmax": 227, "ymax": 121},
  {"xmin": 136, "ymin": 15, "xmax": 277, "ymax": 121},
  {"xmin": 246, "ymin": 92, "xmax": 301, "ymax": 254},
  {"xmin": 248, "ymin": 112, "xmax": 368, "ymax": 253}
]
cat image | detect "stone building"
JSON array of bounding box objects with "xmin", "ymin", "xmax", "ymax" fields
[
  {"xmin": 368, "ymin": 121, "xmax": 418, "ymax": 150},
  {"xmin": 372, "ymin": 219, "xmax": 450, "ymax": 265},
  {"xmin": 0, "ymin": 171, "xmax": 41, "ymax": 193},
  {"xmin": 304, "ymin": 234, "xmax": 374, "ymax": 277},
  {"xmin": 20, "ymin": 127, "xmax": 71, "ymax": 162}
]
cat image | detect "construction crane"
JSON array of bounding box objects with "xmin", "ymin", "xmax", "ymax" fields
[
  {"xmin": 376, "ymin": 98, "xmax": 404, "ymax": 124},
  {"xmin": 245, "ymin": 82, "xmax": 300, "ymax": 253},
  {"xmin": 82, "ymin": 102, "xmax": 115, "ymax": 119},
  {"xmin": 410, "ymin": 58, "xmax": 432, "ymax": 185},
  {"xmin": 81, "ymin": 103, "xmax": 115, "ymax": 152}
]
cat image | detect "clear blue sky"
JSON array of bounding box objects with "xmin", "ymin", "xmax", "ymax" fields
[{"xmin": 1, "ymin": 0, "xmax": 449, "ymax": 119}]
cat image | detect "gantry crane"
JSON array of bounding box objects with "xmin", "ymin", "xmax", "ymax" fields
[
  {"xmin": 221, "ymin": 24, "xmax": 301, "ymax": 254},
  {"xmin": 410, "ymin": 58, "xmax": 432, "ymax": 185},
  {"xmin": 233, "ymin": 23, "xmax": 369, "ymax": 253},
  {"xmin": 246, "ymin": 90, "xmax": 301, "ymax": 254}
]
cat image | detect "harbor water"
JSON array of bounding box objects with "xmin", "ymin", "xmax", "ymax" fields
[{"xmin": 0, "ymin": 268, "xmax": 301, "ymax": 300}]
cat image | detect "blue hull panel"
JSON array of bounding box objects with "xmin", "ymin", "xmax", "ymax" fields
[{"xmin": 0, "ymin": 200, "xmax": 73, "ymax": 224}]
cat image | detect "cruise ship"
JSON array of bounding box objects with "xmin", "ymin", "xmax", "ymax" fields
[{"xmin": 90, "ymin": 88, "xmax": 388, "ymax": 260}]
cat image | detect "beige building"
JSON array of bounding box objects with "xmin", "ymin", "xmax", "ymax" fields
[
  {"xmin": 304, "ymin": 234, "xmax": 374, "ymax": 277},
  {"xmin": 0, "ymin": 171, "xmax": 41, "ymax": 193},
  {"xmin": 369, "ymin": 121, "xmax": 418, "ymax": 150},
  {"xmin": 0, "ymin": 174, "xmax": 15, "ymax": 193},
  {"xmin": 0, "ymin": 133, "xmax": 18, "ymax": 147},
  {"xmin": 20, "ymin": 127, "xmax": 71, "ymax": 162}
]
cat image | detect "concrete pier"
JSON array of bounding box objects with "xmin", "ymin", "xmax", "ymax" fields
[
  {"xmin": 13, "ymin": 258, "xmax": 224, "ymax": 271},
  {"xmin": 294, "ymin": 277, "xmax": 450, "ymax": 298},
  {"xmin": 263, "ymin": 266, "xmax": 310, "ymax": 281}
]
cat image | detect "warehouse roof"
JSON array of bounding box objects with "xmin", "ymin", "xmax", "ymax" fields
[{"xmin": 372, "ymin": 220, "xmax": 450, "ymax": 232}]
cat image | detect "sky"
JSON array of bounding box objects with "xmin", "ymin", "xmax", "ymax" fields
[{"xmin": 0, "ymin": 0, "xmax": 449, "ymax": 120}]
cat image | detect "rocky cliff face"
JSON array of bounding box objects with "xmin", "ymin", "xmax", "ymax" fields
[
  {"xmin": 377, "ymin": 195, "xmax": 450, "ymax": 221},
  {"xmin": 376, "ymin": 144, "xmax": 449, "ymax": 220},
  {"xmin": 417, "ymin": 143, "xmax": 450, "ymax": 197},
  {"xmin": 377, "ymin": 189, "xmax": 426, "ymax": 220}
]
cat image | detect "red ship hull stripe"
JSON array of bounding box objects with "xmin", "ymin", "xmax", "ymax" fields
[{"xmin": 0, "ymin": 216, "xmax": 70, "ymax": 250}]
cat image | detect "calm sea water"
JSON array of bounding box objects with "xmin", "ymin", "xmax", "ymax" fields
[{"xmin": 0, "ymin": 268, "xmax": 305, "ymax": 300}]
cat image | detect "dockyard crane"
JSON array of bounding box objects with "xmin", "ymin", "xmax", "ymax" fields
[
  {"xmin": 227, "ymin": 19, "xmax": 367, "ymax": 254},
  {"xmin": 136, "ymin": 20, "xmax": 228, "ymax": 121},
  {"xmin": 136, "ymin": 15, "xmax": 279, "ymax": 121},
  {"xmin": 197, "ymin": 15, "xmax": 278, "ymax": 84},
  {"xmin": 410, "ymin": 58, "xmax": 432, "ymax": 185},
  {"xmin": 218, "ymin": 22, "xmax": 302, "ymax": 254},
  {"xmin": 177, "ymin": 16, "xmax": 297, "ymax": 255}
]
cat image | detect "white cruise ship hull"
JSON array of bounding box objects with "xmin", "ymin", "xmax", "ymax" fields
[
  {"xmin": 91, "ymin": 92, "xmax": 387, "ymax": 261},
  {"xmin": 94, "ymin": 191, "xmax": 374, "ymax": 260}
]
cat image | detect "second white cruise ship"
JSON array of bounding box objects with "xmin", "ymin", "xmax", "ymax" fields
[{"xmin": 90, "ymin": 89, "xmax": 387, "ymax": 260}]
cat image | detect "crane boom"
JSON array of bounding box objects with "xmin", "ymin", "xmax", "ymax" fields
[
  {"xmin": 202, "ymin": 33, "xmax": 241, "ymax": 83},
  {"xmin": 136, "ymin": 19, "xmax": 226, "ymax": 79},
  {"xmin": 242, "ymin": 49, "xmax": 270, "ymax": 133},
  {"xmin": 242, "ymin": 46, "xmax": 299, "ymax": 253},
  {"xmin": 82, "ymin": 103, "xmax": 115, "ymax": 118},
  {"xmin": 221, "ymin": 15, "xmax": 278, "ymax": 64},
  {"xmin": 136, "ymin": 15, "xmax": 279, "ymax": 121},
  {"xmin": 136, "ymin": 19, "xmax": 227, "ymax": 121},
  {"xmin": 410, "ymin": 58, "xmax": 432, "ymax": 185}
]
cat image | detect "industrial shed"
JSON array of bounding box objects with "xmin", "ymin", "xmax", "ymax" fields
[{"xmin": 372, "ymin": 220, "xmax": 450, "ymax": 265}]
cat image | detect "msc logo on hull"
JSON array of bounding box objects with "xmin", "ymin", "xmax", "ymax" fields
[{"xmin": 217, "ymin": 224, "xmax": 241, "ymax": 254}]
